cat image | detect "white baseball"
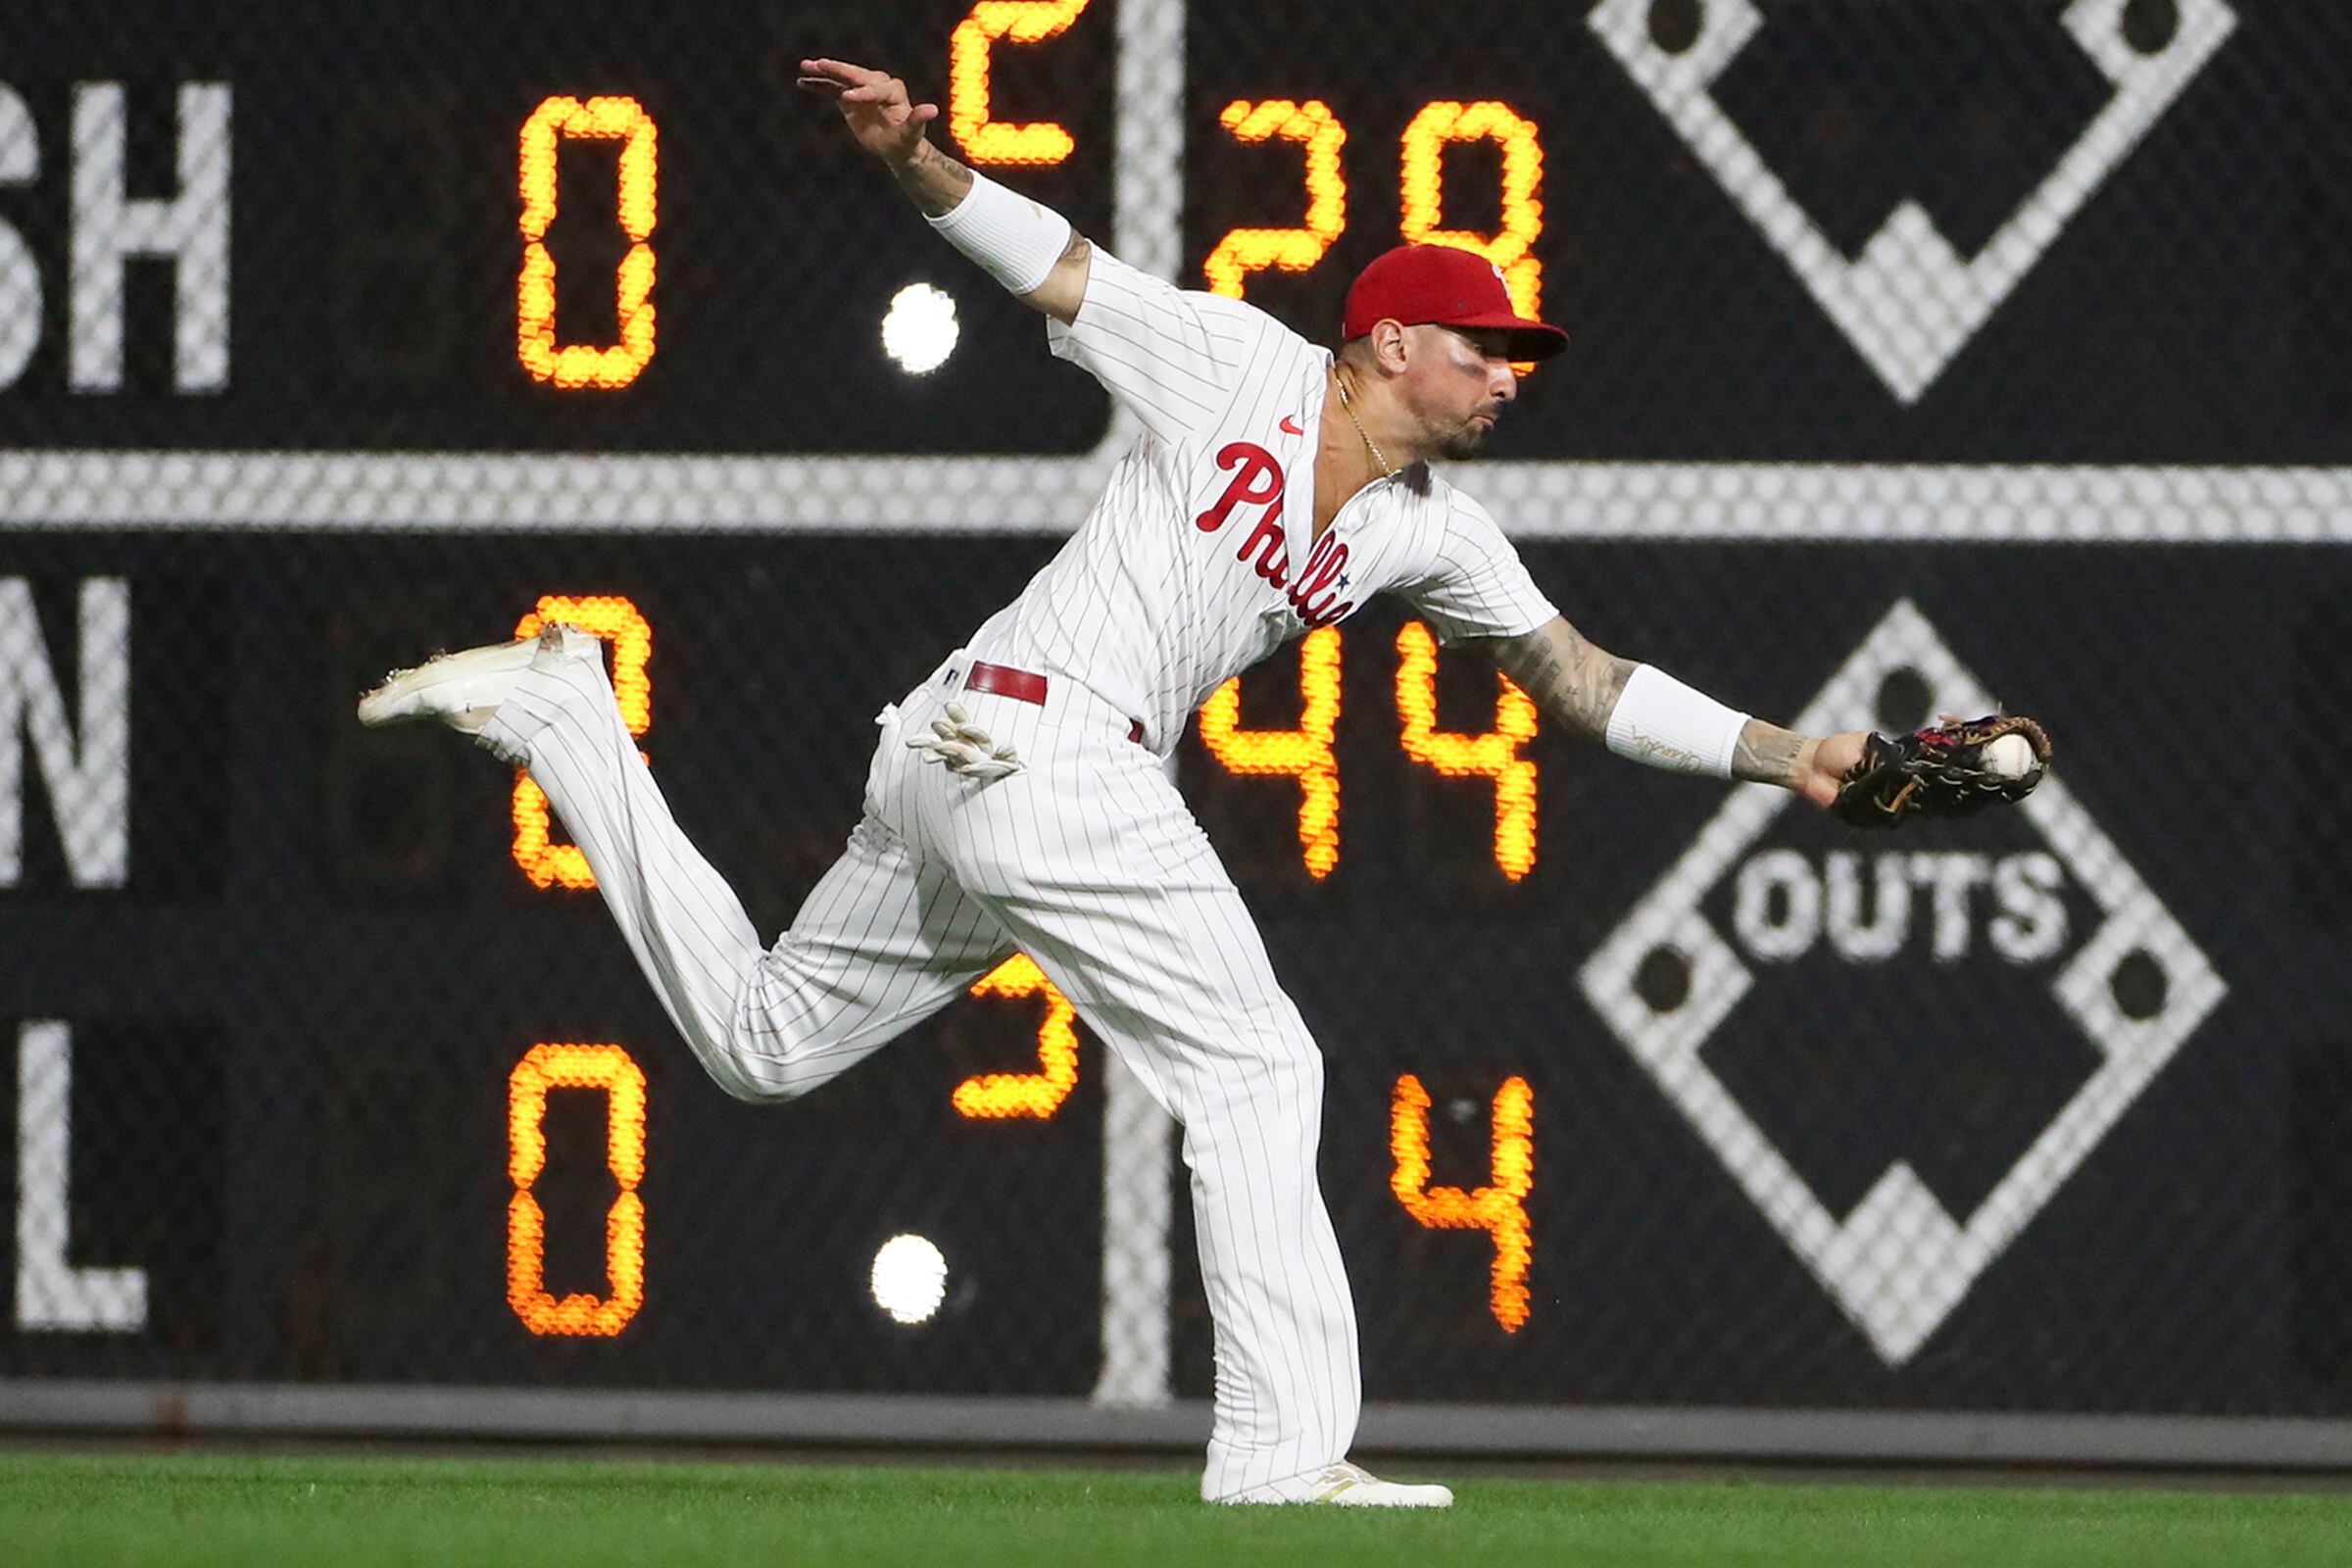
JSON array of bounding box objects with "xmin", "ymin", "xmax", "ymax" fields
[{"xmin": 1982, "ymin": 733, "xmax": 2037, "ymax": 779}]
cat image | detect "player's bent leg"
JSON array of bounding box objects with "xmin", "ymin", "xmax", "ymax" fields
[
  {"xmin": 730, "ymin": 814, "xmax": 1017, "ymax": 1100},
  {"xmin": 364, "ymin": 627, "xmax": 1011, "ymax": 1103}
]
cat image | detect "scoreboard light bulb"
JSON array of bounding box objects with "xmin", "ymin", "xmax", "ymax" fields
[
  {"xmin": 882, "ymin": 284, "xmax": 961, "ymax": 375},
  {"xmin": 871, "ymin": 1234, "xmax": 950, "ymax": 1325}
]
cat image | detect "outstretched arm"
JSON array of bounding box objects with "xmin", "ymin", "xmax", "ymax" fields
[
  {"xmin": 798, "ymin": 57, "xmax": 1091, "ymax": 322},
  {"xmin": 1471, "ymin": 615, "xmax": 1866, "ymax": 807}
]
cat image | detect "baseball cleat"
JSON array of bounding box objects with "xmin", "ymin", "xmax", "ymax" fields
[
  {"xmin": 1218, "ymin": 1461, "xmax": 1454, "ymax": 1508},
  {"xmin": 357, "ymin": 624, "xmax": 582, "ymax": 734}
]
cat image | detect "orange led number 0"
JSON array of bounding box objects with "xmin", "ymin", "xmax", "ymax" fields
[
  {"xmin": 518, "ymin": 95, "xmax": 658, "ymax": 388},
  {"xmin": 509, "ymin": 1043, "xmax": 646, "ymax": 1338}
]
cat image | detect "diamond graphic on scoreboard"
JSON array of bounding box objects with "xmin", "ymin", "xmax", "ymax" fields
[
  {"xmin": 1581, "ymin": 601, "xmax": 2224, "ymax": 1364},
  {"xmin": 1587, "ymin": 0, "xmax": 2238, "ymax": 403}
]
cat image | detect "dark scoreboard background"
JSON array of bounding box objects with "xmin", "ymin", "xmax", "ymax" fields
[
  {"xmin": 2, "ymin": 536, "xmax": 2340, "ymax": 1414},
  {"xmin": 0, "ymin": 0, "xmax": 2340, "ymax": 461},
  {"xmin": 5, "ymin": 0, "xmax": 2352, "ymax": 1424}
]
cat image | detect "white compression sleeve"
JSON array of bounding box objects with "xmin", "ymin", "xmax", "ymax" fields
[
  {"xmin": 1604, "ymin": 664, "xmax": 1749, "ymax": 779},
  {"xmin": 925, "ymin": 172, "xmax": 1072, "ymax": 296}
]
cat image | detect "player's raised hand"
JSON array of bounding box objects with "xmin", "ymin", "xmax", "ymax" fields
[{"xmin": 798, "ymin": 58, "xmax": 940, "ymax": 165}]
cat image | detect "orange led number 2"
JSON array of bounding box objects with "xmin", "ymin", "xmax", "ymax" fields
[{"xmin": 518, "ymin": 95, "xmax": 658, "ymax": 388}]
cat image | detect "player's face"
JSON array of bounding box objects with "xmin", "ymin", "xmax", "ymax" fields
[{"xmin": 1403, "ymin": 326, "xmax": 1518, "ymax": 460}]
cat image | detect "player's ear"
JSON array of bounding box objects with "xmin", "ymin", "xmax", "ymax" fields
[{"xmin": 1372, "ymin": 319, "xmax": 1412, "ymax": 376}]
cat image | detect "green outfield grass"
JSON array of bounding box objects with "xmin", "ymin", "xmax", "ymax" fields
[{"xmin": 3, "ymin": 1449, "xmax": 2345, "ymax": 1567}]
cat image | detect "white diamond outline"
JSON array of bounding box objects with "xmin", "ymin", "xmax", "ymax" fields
[
  {"xmin": 1587, "ymin": 0, "xmax": 2240, "ymax": 403},
  {"xmin": 1580, "ymin": 601, "xmax": 2226, "ymax": 1363}
]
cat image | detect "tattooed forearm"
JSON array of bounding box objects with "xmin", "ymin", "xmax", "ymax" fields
[
  {"xmin": 1476, "ymin": 617, "xmax": 1637, "ymax": 743},
  {"xmin": 1732, "ymin": 719, "xmax": 1809, "ymax": 790},
  {"xmin": 1480, "ymin": 619, "xmax": 1818, "ymax": 791},
  {"xmin": 889, "ymin": 138, "xmax": 976, "ymax": 216}
]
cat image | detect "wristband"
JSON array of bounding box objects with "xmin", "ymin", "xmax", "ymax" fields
[
  {"xmin": 1604, "ymin": 664, "xmax": 1749, "ymax": 779},
  {"xmin": 925, "ymin": 172, "xmax": 1073, "ymax": 297}
]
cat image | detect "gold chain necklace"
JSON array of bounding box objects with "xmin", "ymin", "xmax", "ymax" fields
[{"xmin": 1334, "ymin": 372, "xmax": 1396, "ymax": 480}]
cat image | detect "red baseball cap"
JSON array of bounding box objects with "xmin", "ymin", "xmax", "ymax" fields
[{"xmin": 1342, "ymin": 244, "xmax": 1569, "ymax": 362}]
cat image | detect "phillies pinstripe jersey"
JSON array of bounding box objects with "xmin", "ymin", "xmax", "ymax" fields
[{"xmin": 960, "ymin": 248, "xmax": 1558, "ymax": 751}]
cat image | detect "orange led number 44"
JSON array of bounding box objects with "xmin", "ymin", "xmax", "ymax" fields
[{"xmin": 1198, "ymin": 625, "xmax": 1542, "ymax": 882}]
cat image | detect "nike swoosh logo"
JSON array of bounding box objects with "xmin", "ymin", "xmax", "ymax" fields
[{"xmin": 1280, "ymin": 415, "xmax": 1304, "ymax": 435}]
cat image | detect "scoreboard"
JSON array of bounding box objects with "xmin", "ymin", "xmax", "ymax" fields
[
  {"xmin": 0, "ymin": 0, "xmax": 2339, "ymax": 527},
  {"xmin": 5, "ymin": 0, "xmax": 2352, "ymax": 1446}
]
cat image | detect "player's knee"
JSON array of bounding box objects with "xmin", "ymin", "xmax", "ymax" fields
[
  {"xmin": 687, "ymin": 1015, "xmax": 830, "ymax": 1105},
  {"xmin": 704, "ymin": 1050, "xmax": 823, "ymax": 1105}
]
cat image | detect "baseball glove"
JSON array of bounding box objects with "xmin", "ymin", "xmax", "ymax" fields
[{"xmin": 1832, "ymin": 714, "xmax": 2053, "ymax": 829}]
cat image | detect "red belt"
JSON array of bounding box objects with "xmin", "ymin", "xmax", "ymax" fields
[
  {"xmin": 963, "ymin": 662, "xmax": 1145, "ymax": 745},
  {"xmin": 965, "ymin": 662, "xmax": 1049, "ymax": 706}
]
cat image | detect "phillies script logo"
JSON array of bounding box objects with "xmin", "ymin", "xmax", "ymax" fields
[{"xmin": 1195, "ymin": 441, "xmax": 1354, "ymax": 628}]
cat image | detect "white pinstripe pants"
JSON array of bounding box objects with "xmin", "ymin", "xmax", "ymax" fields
[{"xmin": 483, "ymin": 639, "xmax": 1361, "ymax": 1500}]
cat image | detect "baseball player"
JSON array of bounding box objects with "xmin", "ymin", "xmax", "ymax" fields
[{"xmin": 360, "ymin": 57, "xmax": 1869, "ymax": 1506}]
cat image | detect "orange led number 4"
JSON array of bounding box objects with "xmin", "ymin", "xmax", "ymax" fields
[
  {"xmin": 1199, "ymin": 625, "xmax": 1343, "ymax": 878},
  {"xmin": 509, "ymin": 1043, "xmax": 646, "ymax": 1338},
  {"xmin": 1395, "ymin": 622, "xmax": 1540, "ymax": 880},
  {"xmin": 1391, "ymin": 1073, "xmax": 1534, "ymax": 1333},
  {"xmin": 1205, "ymin": 101, "xmax": 1347, "ymax": 299},
  {"xmin": 518, "ymin": 95, "xmax": 658, "ymax": 389},
  {"xmin": 956, "ymin": 955, "xmax": 1078, "ymax": 1119},
  {"xmin": 950, "ymin": 0, "xmax": 1091, "ymax": 166},
  {"xmin": 512, "ymin": 596, "xmax": 653, "ymax": 890}
]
